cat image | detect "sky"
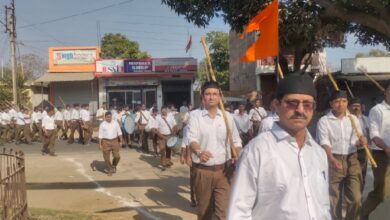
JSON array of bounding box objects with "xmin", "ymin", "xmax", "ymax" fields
[{"xmin": 0, "ymin": 0, "xmax": 386, "ymax": 71}]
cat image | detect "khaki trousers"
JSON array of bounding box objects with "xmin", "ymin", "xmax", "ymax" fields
[
  {"xmin": 15, "ymin": 124, "xmax": 24, "ymax": 144},
  {"xmin": 0, "ymin": 124, "xmax": 4, "ymax": 145},
  {"xmin": 362, "ymin": 151, "xmax": 390, "ymax": 216},
  {"xmin": 329, "ymin": 153, "xmax": 362, "ymax": 220},
  {"xmin": 138, "ymin": 124, "xmax": 148, "ymax": 151},
  {"xmin": 23, "ymin": 124, "xmax": 32, "ymax": 144},
  {"xmin": 102, "ymin": 138, "xmax": 120, "ymax": 172},
  {"xmin": 2, "ymin": 124, "xmax": 11, "ymax": 142},
  {"xmin": 43, "ymin": 129, "xmax": 56, "ymax": 154},
  {"xmin": 82, "ymin": 121, "xmax": 93, "ymax": 145},
  {"xmin": 193, "ymin": 162, "xmax": 234, "ymax": 220},
  {"xmin": 158, "ymin": 136, "xmax": 172, "ymax": 166},
  {"xmin": 31, "ymin": 122, "xmax": 43, "ymax": 142},
  {"xmin": 68, "ymin": 120, "xmax": 82, "ymax": 143},
  {"xmin": 55, "ymin": 120, "xmax": 64, "ymax": 139},
  {"xmin": 63, "ymin": 121, "xmax": 69, "ymax": 139},
  {"xmin": 252, "ymin": 121, "xmax": 260, "ymax": 136}
]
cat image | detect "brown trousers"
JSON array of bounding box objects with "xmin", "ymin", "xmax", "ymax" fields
[
  {"xmin": 63, "ymin": 121, "xmax": 69, "ymax": 139},
  {"xmin": 102, "ymin": 138, "xmax": 120, "ymax": 172},
  {"xmin": 193, "ymin": 162, "xmax": 234, "ymax": 220},
  {"xmin": 190, "ymin": 166, "xmax": 196, "ymax": 203},
  {"xmin": 138, "ymin": 124, "xmax": 148, "ymax": 151},
  {"xmin": 43, "ymin": 129, "xmax": 56, "ymax": 154},
  {"xmin": 329, "ymin": 153, "xmax": 362, "ymax": 220},
  {"xmin": 68, "ymin": 120, "xmax": 83, "ymax": 143},
  {"xmin": 55, "ymin": 120, "xmax": 64, "ymax": 139},
  {"xmin": 357, "ymin": 149, "xmax": 368, "ymax": 191},
  {"xmin": 240, "ymin": 132, "xmax": 251, "ymax": 147},
  {"xmin": 15, "ymin": 124, "xmax": 24, "ymax": 144},
  {"xmin": 158, "ymin": 136, "xmax": 172, "ymax": 166},
  {"xmin": 31, "ymin": 122, "xmax": 43, "ymax": 142},
  {"xmin": 23, "ymin": 124, "xmax": 32, "ymax": 144},
  {"xmin": 252, "ymin": 121, "xmax": 260, "ymax": 136},
  {"xmin": 0, "ymin": 124, "xmax": 4, "ymax": 145},
  {"xmin": 82, "ymin": 121, "xmax": 93, "ymax": 145},
  {"xmin": 362, "ymin": 151, "xmax": 390, "ymax": 216}
]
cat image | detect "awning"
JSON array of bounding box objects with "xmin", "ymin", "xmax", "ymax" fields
[
  {"xmin": 337, "ymin": 74, "xmax": 390, "ymax": 82},
  {"xmin": 35, "ymin": 72, "xmax": 95, "ymax": 83}
]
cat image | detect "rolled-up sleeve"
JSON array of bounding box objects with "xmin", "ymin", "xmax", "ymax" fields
[
  {"xmin": 369, "ymin": 107, "xmax": 381, "ymax": 139},
  {"xmin": 317, "ymin": 118, "xmax": 331, "ymax": 147},
  {"xmin": 227, "ymin": 144, "xmax": 258, "ymax": 219}
]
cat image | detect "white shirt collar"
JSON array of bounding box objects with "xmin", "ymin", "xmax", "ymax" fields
[
  {"xmin": 326, "ymin": 110, "xmax": 350, "ymax": 120},
  {"xmin": 201, "ymin": 108, "xmax": 222, "ymax": 117},
  {"xmin": 271, "ymin": 123, "xmax": 314, "ymax": 147},
  {"xmin": 381, "ymin": 101, "xmax": 390, "ymax": 109}
]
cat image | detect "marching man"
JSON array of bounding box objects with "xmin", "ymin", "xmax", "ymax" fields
[
  {"xmin": 233, "ymin": 103, "xmax": 253, "ymax": 146},
  {"xmin": 188, "ymin": 81, "xmax": 242, "ymax": 220},
  {"xmin": 156, "ymin": 106, "xmax": 177, "ymax": 168},
  {"xmin": 249, "ymin": 98, "xmax": 267, "ymax": 135},
  {"xmin": 42, "ymin": 108, "xmax": 57, "ymax": 156},
  {"xmin": 228, "ymin": 74, "xmax": 330, "ymax": 220},
  {"xmin": 317, "ymin": 90, "xmax": 366, "ymax": 220},
  {"xmin": 98, "ymin": 112, "xmax": 123, "ymax": 176}
]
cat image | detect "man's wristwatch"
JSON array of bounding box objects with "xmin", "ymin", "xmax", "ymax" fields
[{"xmin": 196, "ymin": 150, "xmax": 202, "ymax": 158}]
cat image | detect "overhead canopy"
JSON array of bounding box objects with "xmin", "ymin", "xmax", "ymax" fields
[
  {"xmin": 35, "ymin": 72, "xmax": 95, "ymax": 83},
  {"xmin": 337, "ymin": 74, "xmax": 390, "ymax": 82}
]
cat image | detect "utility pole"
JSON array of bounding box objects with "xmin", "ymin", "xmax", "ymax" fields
[{"xmin": 5, "ymin": 0, "xmax": 17, "ymax": 105}]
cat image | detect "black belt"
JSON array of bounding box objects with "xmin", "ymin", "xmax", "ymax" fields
[
  {"xmin": 372, "ymin": 150, "xmax": 385, "ymax": 154},
  {"xmin": 333, "ymin": 152, "xmax": 357, "ymax": 160},
  {"xmin": 102, "ymin": 138, "xmax": 118, "ymax": 141},
  {"xmin": 193, "ymin": 160, "xmax": 232, "ymax": 171}
]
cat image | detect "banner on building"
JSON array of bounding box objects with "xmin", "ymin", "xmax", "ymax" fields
[
  {"xmin": 53, "ymin": 49, "xmax": 97, "ymax": 65},
  {"xmin": 153, "ymin": 58, "xmax": 197, "ymax": 73},
  {"xmin": 124, "ymin": 59, "xmax": 152, "ymax": 72},
  {"xmin": 96, "ymin": 60, "xmax": 125, "ymax": 73}
]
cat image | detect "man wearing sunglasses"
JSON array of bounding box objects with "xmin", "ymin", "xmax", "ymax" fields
[
  {"xmin": 317, "ymin": 90, "xmax": 367, "ymax": 220},
  {"xmin": 228, "ymin": 74, "xmax": 331, "ymax": 220}
]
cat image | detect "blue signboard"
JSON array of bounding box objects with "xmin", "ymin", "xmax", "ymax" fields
[{"xmin": 124, "ymin": 59, "xmax": 152, "ymax": 73}]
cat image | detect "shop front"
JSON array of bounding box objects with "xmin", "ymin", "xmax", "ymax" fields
[{"xmin": 96, "ymin": 57, "xmax": 196, "ymax": 110}]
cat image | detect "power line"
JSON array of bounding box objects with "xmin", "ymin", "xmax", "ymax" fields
[{"xmin": 18, "ymin": 0, "xmax": 135, "ymax": 29}]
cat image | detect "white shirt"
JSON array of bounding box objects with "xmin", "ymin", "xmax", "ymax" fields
[
  {"xmin": 8, "ymin": 108, "xmax": 17, "ymax": 119},
  {"xmin": 369, "ymin": 101, "xmax": 390, "ymax": 150},
  {"xmin": 187, "ymin": 109, "xmax": 242, "ymax": 166},
  {"xmin": 31, "ymin": 111, "xmax": 42, "ymax": 123},
  {"xmin": 233, "ymin": 112, "xmax": 253, "ymax": 133},
  {"xmin": 356, "ymin": 114, "xmax": 370, "ymax": 145},
  {"xmin": 135, "ymin": 110, "xmax": 151, "ymax": 125},
  {"xmin": 111, "ymin": 109, "xmax": 119, "ymax": 122},
  {"xmin": 98, "ymin": 120, "xmax": 122, "ymax": 139},
  {"xmin": 71, "ymin": 109, "xmax": 80, "ymax": 120},
  {"xmin": 64, "ymin": 110, "xmax": 71, "ymax": 121},
  {"xmin": 316, "ymin": 111, "xmax": 361, "ymax": 155},
  {"xmin": 180, "ymin": 105, "xmax": 188, "ymax": 113},
  {"xmin": 148, "ymin": 115, "xmax": 159, "ymax": 129},
  {"xmin": 80, "ymin": 109, "xmax": 90, "ymax": 122},
  {"xmin": 228, "ymin": 124, "xmax": 330, "ymax": 220},
  {"xmin": 157, "ymin": 115, "xmax": 177, "ymax": 135},
  {"xmin": 259, "ymin": 113, "xmax": 279, "ymax": 134},
  {"xmin": 96, "ymin": 108, "xmax": 107, "ymax": 121},
  {"xmin": 16, "ymin": 112, "xmax": 25, "ymax": 125},
  {"xmin": 23, "ymin": 113, "xmax": 31, "ymax": 124},
  {"xmin": 42, "ymin": 110, "xmax": 48, "ymax": 118},
  {"xmin": 249, "ymin": 107, "xmax": 268, "ymax": 122},
  {"xmin": 1, "ymin": 112, "xmax": 11, "ymax": 125},
  {"xmin": 54, "ymin": 111, "xmax": 64, "ymax": 121},
  {"xmin": 42, "ymin": 115, "xmax": 55, "ymax": 130}
]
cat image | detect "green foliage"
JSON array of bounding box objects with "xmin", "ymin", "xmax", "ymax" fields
[
  {"xmin": 101, "ymin": 33, "xmax": 150, "ymax": 59},
  {"xmin": 355, "ymin": 49, "xmax": 390, "ymax": 58},
  {"xmin": 0, "ymin": 65, "xmax": 31, "ymax": 108}
]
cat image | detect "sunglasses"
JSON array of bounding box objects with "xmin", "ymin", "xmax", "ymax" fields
[{"xmin": 282, "ymin": 99, "xmax": 316, "ymax": 111}]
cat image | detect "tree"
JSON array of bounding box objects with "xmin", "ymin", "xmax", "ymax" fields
[
  {"xmin": 162, "ymin": 0, "xmax": 348, "ymax": 74},
  {"xmin": 355, "ymin": 49, "xmax": 390, "ymax": 58},
  {"xmin": 19, "ymin": 53, "xmax": 47, "ymax": 80},
  {"xmin": 101, "ymin": 33, "xmax": 150, "ymax": 59},
  {"xmin": 313, "ymin": 0, "xmax": 390, "ymax": 49},
  {"xmin": 0, "ymin": 65, "xmax": 31, "ymax": 108}
]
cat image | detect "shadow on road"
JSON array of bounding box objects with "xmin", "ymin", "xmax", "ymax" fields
[{"xmin": 90, "ymin": 160, "xmax": 107, "ymax": 174}]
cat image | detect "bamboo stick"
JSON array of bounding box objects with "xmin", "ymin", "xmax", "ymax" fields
[{"xmin": 358, "ymin": 67, "xmax": 385, "ymax": 92}]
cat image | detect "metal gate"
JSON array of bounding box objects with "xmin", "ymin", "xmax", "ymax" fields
[{"xmin": 0, "ymin": 148, "xmax": 28, "ymax": 220}]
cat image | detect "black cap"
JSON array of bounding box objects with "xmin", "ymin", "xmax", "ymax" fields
[
  {"xmin": 349, "ymin": 97, "xmax": 361, "ymax": 105},
  {"xmin": 276, "ymin": 73, "xmax": 316, "ymax": 100},
  {"xmin": 330, "ymin": 90, "xmax": 348, "ymax": 101}
]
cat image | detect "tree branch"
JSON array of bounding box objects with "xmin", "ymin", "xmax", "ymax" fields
[{"xmin": 314, "ymin": 0, "xmax": 390, "ymax": 37}]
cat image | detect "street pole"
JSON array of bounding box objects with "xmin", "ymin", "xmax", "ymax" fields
[{"xmin": 5, "ymin": 0, "xmax": 17, "ymax": 105}]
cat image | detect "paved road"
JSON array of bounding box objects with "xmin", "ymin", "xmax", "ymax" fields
[{"xmin": 2, "ymin": 140, "xmax": 390, "ymax": 219}]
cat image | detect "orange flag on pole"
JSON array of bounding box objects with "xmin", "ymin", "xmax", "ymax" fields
[{"xmin": 240, "ymin": 0, "xmax": 279, "ymax": 62}]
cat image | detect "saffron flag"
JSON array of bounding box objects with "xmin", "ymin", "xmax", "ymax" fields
[
  {"xmin": 185, "ymin": 35, "xmax": 192, "ymax": 53},
  {"xmin": 240, "ymin": 0, "xmax": 279, "ymax": 62}
]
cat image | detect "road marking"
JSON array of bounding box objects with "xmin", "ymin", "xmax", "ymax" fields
[{"xmin": 64, "ymin": 157, "xmax": 159, "ymax": 220}]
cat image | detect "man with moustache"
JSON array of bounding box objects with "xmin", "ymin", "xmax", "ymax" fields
[{"xmin": 228, "ymin": 74, "xmax": 331, "ymax": 220}]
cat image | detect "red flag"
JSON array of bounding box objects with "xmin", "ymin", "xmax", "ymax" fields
[
  {"xmin": 240, "ymin": 0, "xmax": 279, "ymax": 62},
  {"xmin": 185, "ymin": 35, "xmax": 192, "ymax": 53}
]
